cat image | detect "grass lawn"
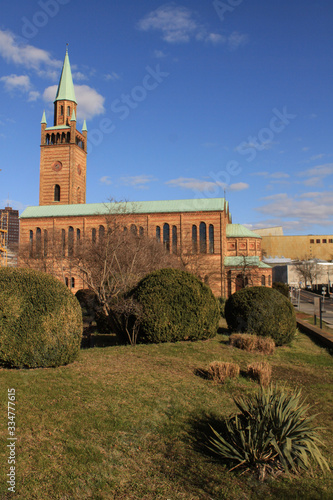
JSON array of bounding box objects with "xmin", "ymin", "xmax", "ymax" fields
[{"xmin": 1, "ymin": 327, "xmax": 332, "ymax": 500}]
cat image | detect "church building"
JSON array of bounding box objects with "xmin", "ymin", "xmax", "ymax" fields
[{"xmin": 20, "ymin": 49, "xmax": 272, "ymax": 297}]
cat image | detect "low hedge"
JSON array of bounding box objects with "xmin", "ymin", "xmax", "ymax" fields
[
  {"xmin": 224, "ymin": 286, "xmax": 296, "ymax": 346},
  {"xmin": 132, "ymin": 268, "xmax": 220, "ymax": 343},
  {"xmin": 0, "ymin": 268, "xmax": 82, "ymax": 368}
]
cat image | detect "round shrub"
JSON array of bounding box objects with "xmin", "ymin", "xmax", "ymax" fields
[
  {"xmin": 224, "ymin": 286, "xmax": 296, "ymax": 346},
  {"xmin": 272, "ymin": 281, "xmax": 289, "ymax": 298},
  {"xmin": 0, "ymin": 268, "xmax": 82, "ymax": 368},
  {"xmin": 132, "ymin": 268, "xmax": 220, "ymax": 343}
]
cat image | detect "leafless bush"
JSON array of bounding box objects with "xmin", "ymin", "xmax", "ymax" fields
[
  {"xmin": 207, "ymin": 361, "xmax": 240, "ymax": 384},
  {"xmin": 230, "ymin": 333, "xmax": 275, "ymax": 355},
  {"xmin": 247, "ymin": 362, "xmax": 272, "ymax": 386}
]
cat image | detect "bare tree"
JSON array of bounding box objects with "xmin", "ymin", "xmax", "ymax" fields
[{"xmin": 293, "ymin": 257, "xmax": 323, "ymax": 289}]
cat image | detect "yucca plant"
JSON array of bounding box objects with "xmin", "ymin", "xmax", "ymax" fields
[{"xmin": 208, "ymin": 385, "xmax": 329, "ymax": 479}]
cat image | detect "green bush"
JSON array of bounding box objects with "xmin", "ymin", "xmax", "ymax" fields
[
  {"xmin": 224, "ymin": 286, "xmax": 296, "ymax": 346},
  {"xmin": 217, "ymin": 296, "xmax": 226, "ymax": 318},
  {"xmin": 0, "ymin": 268, "xmax": 82, "ymax": 368},
  {"xmin": 272, "ymin": 281, "xmax": 290, "ymax": 298},
  {"xmin": 208, "ymin": 385, "xmax": 329, "ymax": 478},
  {"xmin": 132, "ymin": 268, "xmax": 220, "ymax": 343}
]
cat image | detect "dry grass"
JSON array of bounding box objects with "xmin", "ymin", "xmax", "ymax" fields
[
  {"xmin": 230, "ymin": 333, "xmax": 275, "ymax": 355},
  {"xmin": 247, "ymin": 361, "xmax": 272, "ymax": 386},
  {"xmin": 207, "ymin": 361, "xmax": 240, "ymax": 383}
]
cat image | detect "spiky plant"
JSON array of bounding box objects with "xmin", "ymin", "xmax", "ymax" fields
[{"xmin": 208, "ymin": 385, "xmax": 329, "ymax": 479}]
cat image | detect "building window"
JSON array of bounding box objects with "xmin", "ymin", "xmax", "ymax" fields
[
  {"xmin": 65, "ymin": 277, "xmax": 69, "ymax": 287},
  {"xmin": 268, "ymin": 275, "xmax": 271, "ymax": 286},
  {"xmin": 71, "ymin": 277, "xmax": 75, "ymax": 289},
  {"xmin": 316, "ymin": 239, "xmax": 320, "ymax": 243},
  {"xmin": 92, "ymin": 228, "xmax": 96, "ymax": 244},
  {"xmin": 310, "ymin": 239, "xmax": 314, "ymax": 244},
  {"xmin": 199, "ymin": 222, "xmax": 207, "ymax": 253},
  {"xmin": 131, "ymin": 224, "xmax": 137, "ymax": 236},
  {"xmin": 209, "ymin": 224, "xmax": 214, "ymax": 254},
  {"xmin": 172, "ymin": 225, "xmax": 177, "ymax": 254},
  {"xmin": 68, "ymin": 226, "xmax": 74, "ymax": 256},
  {"xmin": 323, "ymin": 239, "xmax": 327, "ymax": 243},
  {"xmin": 163, "ymin": 223, "xmax": 170, "ymax": 251},
  {"xmin": 330, "ymin": 239, "xmax": 333, "ymax": 243},
  {"xmin": 261, "ymin": 275, "xmax": 266, "ymax": 286},
  {"xmin": 99, "ymin": 225, "xmax": 105, "ymax": 242},
  {"xmin": 67, "ymin": 106, "xmax": 70, "ymax": 116},
  {"xmin": 36, "ymin": 227, "xmax": 42, "ymax": 257},
  {"xmin": 139, "ymin": 226, "xmax": 144, "ymax": 236},
  {"xmin": 60, "ymin": 105, "xmax": 64, "ymax": 116},
  {"xmin": 44, "ymin": 230, "xmax": 48, "ymax": 257},
  {"xmin": 156, "ymin": 226, "xmax": 161, "ymax": 242},
  {"xmin": 123, "ymin": 227, "xmax": 128, "ymax": 233},
  {"xmin": 54, "ymin": 184, "xmax": 60, "ymax": 202},
  {"xmin": 29, "ymin": 230, "xmax": 33, "ymax": 257},
  {"xmin": 192, "ymin": 225, "xmax": 197, "ymax": 253},
  {"xmin": 62, "ymin": 229, "xmax": 66, "ymax": 257},
  {"xmin": 76, "ymin": 228, "xmax": 81, "ymax": 241}
]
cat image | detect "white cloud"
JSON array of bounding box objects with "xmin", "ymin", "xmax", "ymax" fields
[
  {"xmin": 153, "ymin": 50, "xmax": 167, "ymax": 58},
  {"xmin": 300, "ymin": 163, "xmax": 333, "ymax": 178},
  {"xmin": 138, "ymin": 5, "xmax": 248, "ymax": 48},
  {"xmin": 28, "ymin": 90, "xmax": 40, "ymax": 101},
  {"xmin": 0, "ymin": 29, "xmax": 61, "ymax": 71},
  {"xmin": 255, "ymin": 191, "xmax": 333, "ymax": 230},
  {"xmin": 100, "ymin": 176, "xmax": 112, "ymax": 185},
  {"xmin": 72, "ymin": 71, "xmax": 88, "ymax": 81},
  {"xmin": 104, "ymin": 72, "xmax": 121, "ymax": 82},
  {"xmin": 0, "ymin": 74, "xmax": 31, "ymax": 92},
  {"xmin": 119, "ymin": 175, "xmax": 157, "ymax": 189},
  {"xmin": 251, "ymin": 171, "xmax": 289, "ymax": 179},
  {"xmin": 166, "ymin": 177, "xmax": 248, "ymax": 193},
  {"xmin": 43, "ymin": 84, "xmax": 105, "ymax": 120},
  {"xmin": 310, "ymin": 153, "xmax": 325, "ymax": 161}
]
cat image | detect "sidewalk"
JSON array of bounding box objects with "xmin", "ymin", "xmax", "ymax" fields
[{"xmin": 291, "ymin": 295, "xmax": 333, "ymax": 327}]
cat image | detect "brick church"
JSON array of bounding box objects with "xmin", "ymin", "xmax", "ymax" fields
[{"xmin": 20, "ymin": 49, "xmax": 272, "ymax": 297}]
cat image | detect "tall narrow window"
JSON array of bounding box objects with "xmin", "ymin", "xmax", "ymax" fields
[
  {"xmin": 71, "ymin": 277, "xmax": 75, "ymax": 289},
  {"xmin": 139, "ymin": 227, "xmax": 144, "ymax": 237},
  {"xmin": 131, "ymin": 224, "xmax": 137, "ymax": 236},
  {"xmin": 92, "ymin": 228, "xmax": 96, "ymax": 244},
  {"xmin": 261, "ymin": 275, "xmax": 266, "ymax": 286},
  {"xmin": 65, "ymin": 277, "xmax": 69, "ymax": 287},
  {"xmin": 268, "ymin": 275, "xmax": 271, "ymax": 286},
  {"xmin": 67, "ymin": 106, "xmax": 70, "ymax": 116},
  {"xmin": 61, "ymin": 229, "xmax": 66, "ymax": 257},
  {"xmin": 54, "ymin": 184, "xmax": 60, "ymax": 202},
  {"xmin": 29, "ymin": 230, "xmax": 33, "ymax": 257},
  {"xmin": 76, "ymin": 228, "xmax": 81, "ymax": 242},
  {"xmin": 60, "ymin": 105, "xmax": 64, "ymax": 116},
  {"xmin": 163, "ymin": 223, "xmax": 170, "ymax": 251},
  {"xmin": 209, "ymin": 224, "xmax": 214, "ymax": 254},
  {"xmin": 44, "ymin": 230, "xmax": 48, "ymax": 257},
  {"xmin": 172, "ymin": 225, "xmax": 177, "ymax": 254},
  {"xmin": 36, "ymin": 227, "xmax": 41, "ymax": 257},
  {"xmin": 68, "ymin": 226, "xmax": 74, "ymax": 256},
  {"xmin": 99, "ymin": 225, "xmax": 105, "ymax": 242},
  {"xmin": 199, "ymin": 222, "xmax": 207, "ymax": 253},
  {"xmin": 156, "ymin": 226, "xmax": 161, "ymax": 242},
  {"xmin": 192, "ymin": 225, "xmax": 197, "ymax": 253}
]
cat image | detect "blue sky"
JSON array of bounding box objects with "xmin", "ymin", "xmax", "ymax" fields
[{"xmin": 0, "ymin": 0, "xmax": 333, "ymax": 235}]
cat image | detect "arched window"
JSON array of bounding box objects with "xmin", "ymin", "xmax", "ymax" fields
[
  {"xmin": 156, "ymin": 226, "xmax": 161, "ymax": 242},
  {"xmin": 139, "ymin": 226, "xmax": 144, "ymax": 236},
  {"xmin": 65, "ymin": 277, "xmax": 69, "ymax": 287},
  {"xmin": 66, "ymin": 132, "xmax": 70, "ymax": 143},
  {"xmin": 123, "ymin": 226, "xmax": 128, "ymax": 233},
  {"xmin": 268, "ymin": 275, "xmax": 271, "ymax": 286},
  {"xmin": 130, "ymin": 224, "xmax": 137, "ymax": 236},
  {"xmin": 199, "ymin": 222, "xmax": 207, "ymax": 253},
  {"xmin": 261, "ymin": 275, "xmax": 266, "ymax": 286},
  {"xmin": 236, "ymin": 274, "xmax": 244, "ymax": 291},
  {"xmin": 68, "ymin": 226, "xmax": 74, "ymax": 256},
  {"xmin": 29, "ymin": 230, "xmax": 33, "ymax": 257},
  {"xmin": 209, "ymin": 224, "xmax": 214, "ymax": 254},
  {"xmin": 44, "ymin": 230, "xmax": 48, "ymax": 257},
  {"xmin": 92, "ymin": 228, "xmax": 96, "ymax": 244},
  {"xmin": 51, "ymin": 133, "xmax": 55, "ymax": 144},
  {"xmin": 192, "ymin": 225, "xmax": 197, "ymax": 253},
  {"xmin": 54, "ymin": 184, "xmax": 60, "ymax": 202},
  {"xmin": 163, "ymin": 223, "xmax": 170, "ymax": 251},
  {"xmin": 71, "ymin": 277, "xmax": 75, "ymax": 289},
  {"xmin": 60, "ymin": 105, "xmax": 64, "ymax": 116},
  {"xmin": 46, "ymin": 134, "xmax": 50, "ymax": 145},
  {"xmin": 99, "ymin": 225, "xmax": 105, "ymax": 241},
  {"xmin": 36, "ymin": 227, "xmax": 41, "ymax": 257},
  {"xmin": 172, "ymin": 225, "xmax": 177, "ymax": 254},
  {"xmin": 61, "ymin": 229, "xmax": 66, "ymax": 257},
  {"xmin": 76, "ymin": 228, "xmax": 81, "ymax": 242},
  {"xmin": 56, "ymin": 133, "xmax": 60, "ymax": 144},
  {"xmin": 61, "ymin": 132, "xmax": 66, "ymax": 143}
]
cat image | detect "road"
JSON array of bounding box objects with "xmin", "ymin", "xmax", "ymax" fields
[{"xmin": 291, "ymin": 289, "xmax": 333, "ymax": 326}]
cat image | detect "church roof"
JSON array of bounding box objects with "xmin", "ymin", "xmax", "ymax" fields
[
  {"xmin": 20, "ymin": 198, "xmax": 226, "ymax": 219},
  {"xmin": 54, "ymin": 48, "xmax": 77, "ymax": 104},
  {"xmin": 224, "ymin": 256, "xmax": 271, "ymax": 268},
  {"xmin": 226, "ymin": 223, "xmax": 261, "ymax": 238}
]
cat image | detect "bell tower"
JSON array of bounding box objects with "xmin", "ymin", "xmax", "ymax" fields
[{"xmin": 39, "ymin": 47, "xmax": 88, "ymax": 206}]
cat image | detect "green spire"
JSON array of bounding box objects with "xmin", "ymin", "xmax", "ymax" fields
[
  {"xmin": 82, "ymin": 119, "xmax": 87, "ymax": 132},
  {"xmin": 54, "ymin": 46, "xmax": 77, "ymax": 104},
  {"xmin": 71, "ymin": 109, "xmax": 76, "ymax": 122},
  {"xmin": 41, "ymin": 110, "xmax": 47, "ymax": 124}
]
